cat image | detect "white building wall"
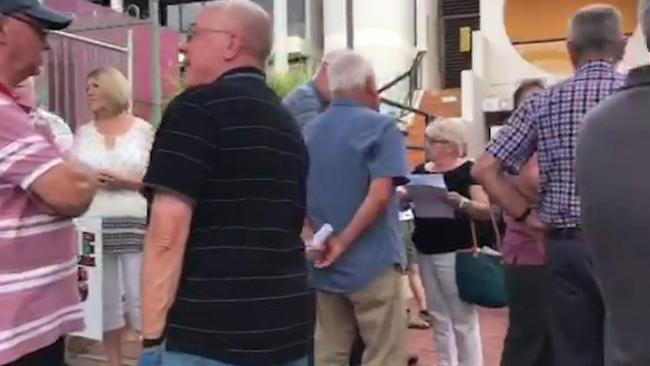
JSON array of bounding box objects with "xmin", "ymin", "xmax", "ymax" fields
[
  {"xmin": 477, "ymin": 0, "xmax": 649, "ymax": 107},
  {"xmin": 322, "ymin": 0, "xmax": 348, "ymax": 51},
  {"xmin": 417, "ymin": 0, "xmax": 441, "ymax": 90},
  {"xmin": 351, "ymin": 0, "xmax": 416, "ymax": 99}
]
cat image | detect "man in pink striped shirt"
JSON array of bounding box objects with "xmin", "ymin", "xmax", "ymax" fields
[{"xmin": 0, "ymin": 1, "xmax": 98, "ymax": 365}]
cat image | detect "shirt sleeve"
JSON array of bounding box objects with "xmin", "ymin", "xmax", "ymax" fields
[
  {"xmin": 0, "ymin": 104, "xmax": 64, "ymax": 190},
  {"xmin": 367, "ymin": 119, "xmax": 409, "ymax": 185},
  {"xmin": 486, "ymin": 97, "xmax": 538, "ymax": 174},
  {"xmin": 143, "ymin": 98, "xmax": 215, "ymax": 203}
]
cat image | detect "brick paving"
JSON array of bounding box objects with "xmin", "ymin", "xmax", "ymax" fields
[{"xmin": 68, "ymin": 308, "xmax": 508, "ymax": 366}]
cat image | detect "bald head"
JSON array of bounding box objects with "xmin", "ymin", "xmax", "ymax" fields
[
  {"xmin": 181, "ymin": 0, "xmax": 272, "ymax": 87},
  {"xmin": 204, "ymin": 0, "xmax": 272, "ymax": 64}
]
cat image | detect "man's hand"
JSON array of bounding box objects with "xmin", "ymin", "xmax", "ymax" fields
[
  {"xmin": 98, "ymin": 169, "xmax": 128, "ymax": 190},
  {"xmin": 314, "ymin": 235, "xmax": 349, "ymax": 268},
  {"xmin": 524, "ymin": 209, "xmax": 546, "ymax": 230}
]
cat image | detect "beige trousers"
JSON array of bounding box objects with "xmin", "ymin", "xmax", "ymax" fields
[{"xmin": 315, "ymin": 267, "xmax": 407, "ymax": 366}]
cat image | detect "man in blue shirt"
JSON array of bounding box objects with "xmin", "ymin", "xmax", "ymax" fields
[{"xmin": 304, "ymin": 50, "xmax": 408, "ymax": 366}]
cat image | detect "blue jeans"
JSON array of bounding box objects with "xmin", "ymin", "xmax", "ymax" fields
[{"xmin": 162, "ymin": 351, "xmax": 309, "ymax": 366}]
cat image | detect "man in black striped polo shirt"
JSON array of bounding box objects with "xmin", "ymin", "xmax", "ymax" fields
[{"xmin": 138, "ymin": 1, "xmax": 313, "ymax": 366}]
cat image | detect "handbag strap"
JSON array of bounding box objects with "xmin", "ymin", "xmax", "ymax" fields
[
  {"xmin": 468, "ymin": 206, "xmax": 502, "ymax": 253},
  {"xmin": 489, "ymin": 206, "xmax": 502, "ymax": 250},
  {"xmin": 469, "ymin": 219, "xmax": 479, "ymax": 253}
]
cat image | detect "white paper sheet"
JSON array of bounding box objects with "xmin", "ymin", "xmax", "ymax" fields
[{"xmin": 406, "ymin": 174, "xmax": 455, "ymax": 219}]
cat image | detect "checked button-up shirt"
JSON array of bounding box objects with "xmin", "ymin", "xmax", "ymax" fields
[{"xmin": 487, "ymin": 60, "xmax": 625, "ymax": 228}]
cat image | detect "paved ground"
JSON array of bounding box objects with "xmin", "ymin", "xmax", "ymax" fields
[{"xmin": 68, "ymin": 308, "xmax": 508, "ymax": 366}]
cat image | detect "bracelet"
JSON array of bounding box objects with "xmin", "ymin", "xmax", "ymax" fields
[{"xmin": 142, "ymin": 336, "xmax": 165, "ymax": 348}]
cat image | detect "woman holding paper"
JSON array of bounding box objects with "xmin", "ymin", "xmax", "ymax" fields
[{"xmin": 406, "ymin": 118, "xmax": 491, "ymax": 366}]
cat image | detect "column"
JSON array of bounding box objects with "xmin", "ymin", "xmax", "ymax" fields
[
  {"xmin": 418, "ymin": 0, "xmax": 441, "ymax": 90},
  {"xmin": 273, "ymin": 0, "xmax": 289, "ymax": 73},
  {"xmin": 322, "ymin": 0, "xmax": 347, "ymax": 52},
  {"xmin": 352, "ymin": 0, "xmax": 415, "ymax": 99}
]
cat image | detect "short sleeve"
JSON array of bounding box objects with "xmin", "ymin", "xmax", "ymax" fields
[
  {"xmin": 134, "ymin": 119, "xmax": 154, "ymax": 178},
  {"xmin": 0, "ymin": 103, "xmax": 63, "ymax": 190},
  {"xmin": 367, "ymin": 120, "xmax": 408, "ymax": 184},
  {"xmin": 143, "ymin": 97, "xmax": 215, "ymax": 203},
  {"xmin": 486, "ymin": 97, "xmax": 538, "ymax": 174}
]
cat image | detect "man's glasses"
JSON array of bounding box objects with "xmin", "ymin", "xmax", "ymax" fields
[{"xmin": 186, "ymin": 23, "xmax": 233, "ymax": 42}]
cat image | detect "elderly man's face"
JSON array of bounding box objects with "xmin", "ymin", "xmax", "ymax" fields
[
  {"xmin": 0, "ymin": 13, "xmax": 49, "ymax": 84},
  {"xmin": 180, "ymin": 9, "xmax": 238, "ymax": 88}
]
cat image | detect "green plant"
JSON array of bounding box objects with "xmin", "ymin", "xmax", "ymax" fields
[{"xmin": 267, "ymin": 67, "xmax": 315, "ymax": 98}]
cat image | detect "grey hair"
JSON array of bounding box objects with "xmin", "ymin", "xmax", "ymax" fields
[
  {"xmin": 640, "ymin": 0, "xmax": 650, "ymax": 49},
  {"xmin": 568, "ymin": 5, "xmax": 623, "ymax": 56},
  {"xmin": 322, "ymin": 50, "xmax": 348, "ymax": 65},
  {"xmin": 327, "ymin": 51, "xmax": 375, "ymax": 93},
  {"xmin": 425, "ymin": 118, "xmax": 468, "ymax": 157}
]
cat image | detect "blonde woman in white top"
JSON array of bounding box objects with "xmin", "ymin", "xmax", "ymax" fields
[{"xmin": 72, "ymin": 67, "xmax": 153, "ymax": 366}]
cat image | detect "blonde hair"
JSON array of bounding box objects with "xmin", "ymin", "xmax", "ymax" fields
[
  {"xmin": 87, "ymin": 67, "xmax": 131, "ymax": 113},
  {"xmin": 425, "ymin": 118, "xmax": 468, "ymax": 157}
]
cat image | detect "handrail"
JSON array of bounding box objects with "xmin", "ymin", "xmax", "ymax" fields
[
  {"xmin": 378, "ymin": 50, "xmax": 434, "ymax": 127},
  {"xmin": 380, "ymin": 97, "xmax": 434, "ymax": 124},
  {"xmin": 378, "ymin": 50, "xmax": 426, "ymax": 93}
]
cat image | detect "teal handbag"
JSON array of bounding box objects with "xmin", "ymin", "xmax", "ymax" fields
[{"xmin": 455, "ymin": 215, "xmax": 508, "ymax": 308}]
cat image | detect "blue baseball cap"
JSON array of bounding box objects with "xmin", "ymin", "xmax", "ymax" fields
[{"xmin": 0, "ymin": 0, "xmax": 73, "ymax": 30}]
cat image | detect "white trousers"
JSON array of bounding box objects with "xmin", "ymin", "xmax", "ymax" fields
[
  {"xmin": 103, "ymin": 252, "xmax": 142, "ymax": 332},
  {"xmin": 418, "ymin": 252, "xmax": 483, "ymax": 366}
]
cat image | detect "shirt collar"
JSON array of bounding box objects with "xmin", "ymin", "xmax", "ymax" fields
[
  {"xmin": 220, "ymin": 66, "xmax": 265, "ymax": 80},
  {"xmin": 0, "ymin": 82, "xmax": 31, "ymax": 113},
  {"xmin": 623, "ymin": 64, "xmax": 650, "ymax": 89},
  {"xmin": 575, "ymin": 59, "xmax": 616, "ymax": 75},
  {"xmin": 331, "ymin": 98, "xmax": 364, "ymax": 108},
  {"xmin": 0, "ymin": 82, "xmax": 18, "ymax": 102}
]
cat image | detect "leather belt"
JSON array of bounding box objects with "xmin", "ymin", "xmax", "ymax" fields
[{"xmin": 547, "ymin": 227, "xmax": 583, "ymax": 240}]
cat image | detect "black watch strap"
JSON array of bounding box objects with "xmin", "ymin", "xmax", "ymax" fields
[
  {"xmin": 142, "ymin": 336, "xmax": 165, "ymax": 348},
  {"xmin": 515, "ymin": 207, "xmax": 532, "ymax": 223}
]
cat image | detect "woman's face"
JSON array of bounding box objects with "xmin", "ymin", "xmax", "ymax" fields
[
  {"xmin": 86, "ymin": 77, "xmax": 110, "ymax": 114},
  {"xmin": 426, "ymin": 135, "xmax": 458, "ymax": 162}
]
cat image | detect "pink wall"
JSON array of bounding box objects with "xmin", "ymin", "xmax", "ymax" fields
[{"xmin": 44, "ymin": 0, "xmax": 180, "ymax": 125}]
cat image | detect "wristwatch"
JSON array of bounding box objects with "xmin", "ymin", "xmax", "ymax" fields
[
  {"xmin": 141, "ymin": 335, "xmax": 165, "ymax": 348},
  {"xmin": 514, "ymin": 207, "xmax": 532, "ymax": 223}
]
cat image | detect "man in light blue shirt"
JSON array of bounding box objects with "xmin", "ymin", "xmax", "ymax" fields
[{"xmin": 303, "ymin": 51, "xmax": 408, "ymax": 366}]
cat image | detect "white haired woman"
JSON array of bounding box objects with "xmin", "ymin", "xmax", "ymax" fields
[
  {"xmin": 408, "ymin": 118, "xmax": 490, "ymax": 366},
  {"xmin": 71, "ymin": 67, "xmax": 153, "ymax": 366}
]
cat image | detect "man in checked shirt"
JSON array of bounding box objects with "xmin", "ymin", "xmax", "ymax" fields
[{"xmin": 473, "ymin": 5, "xmax": 626, "ymax": 366}]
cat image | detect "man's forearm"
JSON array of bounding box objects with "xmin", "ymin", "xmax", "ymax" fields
[
  {"xmin": 141, "ymin": 235, "xmax": 186, "ymax": 339},
  {"xmin": 141, "ymin": 193, "xmax": 192, "ymax": 340},
  {"xmin": 339, "ymin": 179, "xmax": 393, "ymax": 247},
  {"xmin": 479, "ymin": 169, "xmax": 529, "ymax": 218}
]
